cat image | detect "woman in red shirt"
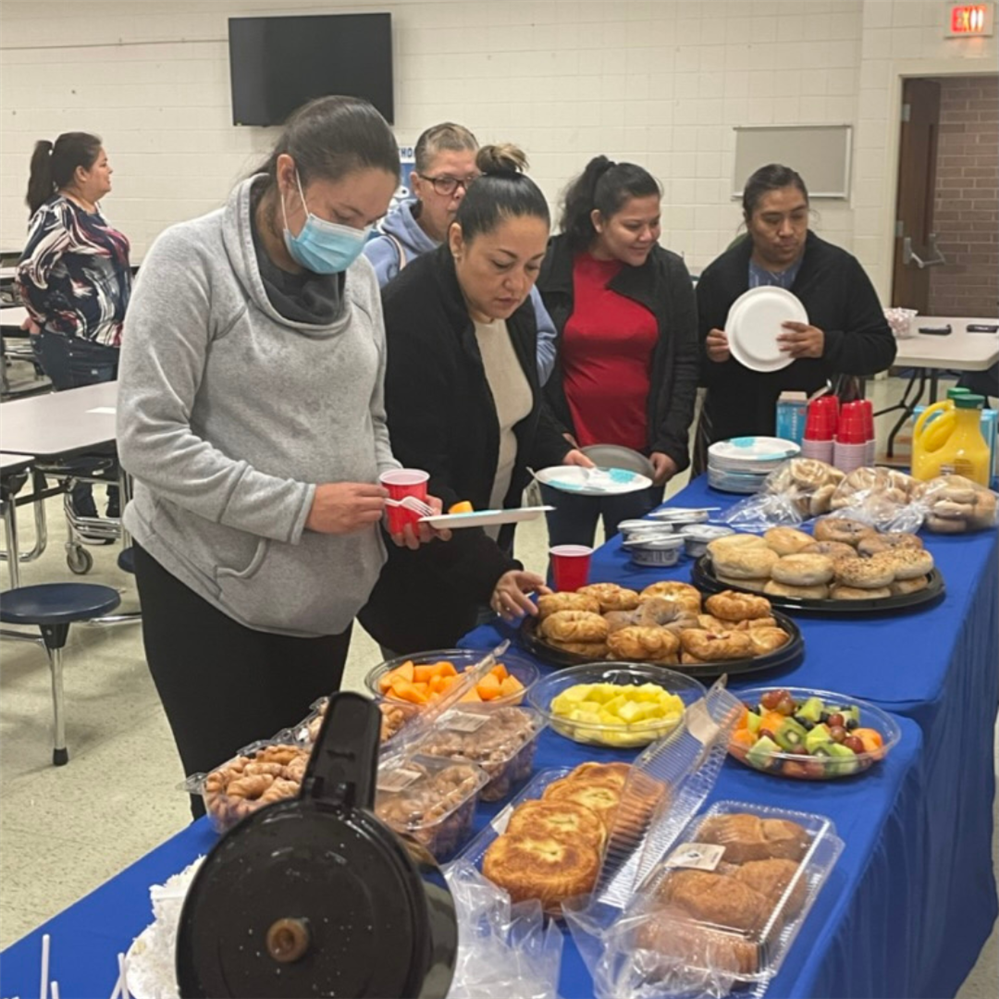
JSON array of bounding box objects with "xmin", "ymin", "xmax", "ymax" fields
[{"xmin": 537, "ymin": 157, "xmax": 699, "ymax": 545}]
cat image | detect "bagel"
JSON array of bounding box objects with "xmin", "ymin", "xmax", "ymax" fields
[
  {"xmin": 712, "ymin": 546, "xmax": 780, "ymax": 580},
  {"xmin": 925, "ymin": 514, "xmax": 966, "ymax": 534},
  {"xmin": 716, "ymin": 573, "xmax": 768, "ymax": 593},
  {"xmin": 706, "ymin": 534, "xmax": 768, "ymax": 560},
  {"xmin": 856, "ymin": 532, "xmax": 923, "ymax": 557},
  {"xmin": 874, "ymin": 547, "xmax": 934, "ymax": 580},
  {"xmin": 604, "ymin": 609, "xmax": 640, "ymax": 633},
  {"xmin": 834, "ymin": 556, "xmax": 896, "ymax": 589},
  {"xmin": 770, "ymin": 553, "xmax": 835, "ymax": 586},
  {"xmin": 764, "ymin": 527, "xmax": 815, "ymax": 556},
  {"xmin": 800, "ymin": 540, "xmax": 856, "ymax": 563},
  {"xmin": 812, "ymin": 517, "xmax": 876, "ymax": 546},
  {"xmin": 809, "ymin": 484, "xmax": 837, "ymax": 517},
  {"xmin": 577, "ymin": 583, "xmax": 641, "ymax": 613},
  {"xmin": 890, "ymin": 575, "xmax": 929, "ymax": 595},
  {"xmin": 636, "ymin": 596, "xmax": 697, "ymax": 629},
  {"xmin": 764, "ymin": 579, "xmax": 830, "ymax": 600},
  {"xmin": 788, "ymin": 458, "xmax": 835, "ymax": 490},
  {"xmin": 830, "ymin": 584, "xmax": 892, "ymax": 600},
  {"xmin": 968, "ymin": 491, "xmax": 998, "ymax": 529},
  {"xmin": 704, "ymin": 590, "xmax": 773, "ymax": 622}
]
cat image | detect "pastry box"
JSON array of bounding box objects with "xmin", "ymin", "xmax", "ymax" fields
[
  {"xmin": 413, "ymin": 704, "xmax": 546, "ymax": 802},
  {"xmin": 375, "ymin": 753, "xmax": 489, "ymax": 861}
]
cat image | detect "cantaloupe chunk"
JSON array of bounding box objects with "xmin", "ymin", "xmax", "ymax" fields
[
  {"xmin": 437, "ymin": 661, "xmax": 458, "ymax": 677},
  {"xmin": 460, "ymin": 688, "xmax": 483, "ymax": 702},
  {"xmin": 499, "ymin": 675, "xmax": 523, "ymax": 698},
  {"xmin": 392, "ymin": 679, "xmax": 428, "ymax": 705},
  {"xmin": 477, "ymin": 673, "xmax": 502, "ymax": 700},
  {"xmin": 413, "ymin": 665, "xmax": 436, "ymax": 684}
]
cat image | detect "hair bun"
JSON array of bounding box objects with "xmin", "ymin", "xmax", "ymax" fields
[
  {"xmin": 36, "ymin": 139, "xmax": 54, "ymax": 156},
  {"xmin": 475, "ymin": 143, "xmax": 528, "ymax": 176}
]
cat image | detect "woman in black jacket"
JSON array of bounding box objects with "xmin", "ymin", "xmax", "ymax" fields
[
  {"xmin": 694, "ymin": 163, "xmax": 896, "ymax": 470},
  {"xmin": 537, "ymin": 157, "xmax": 699, "ymax": 547},
  {"xmin": 360, "ymin": 144, "xmax": 589, "ymax": 653}
]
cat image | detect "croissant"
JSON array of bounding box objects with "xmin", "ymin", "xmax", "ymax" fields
[
  {"xmin": 679, "ymin": 628, "xmax": 754, "ymax": 662},
  {"xmin": 537, "ymin": 592, "xmax": 601, "ymax": 618},
  {"xmin": 540, "ymin": 610, "xmax": 609, "ymax": 643},
  {"xmin": 577, "ymin": 583, "xmax": 641, "ymax": 612},
  {"xmin": 606, "ymin": 626, "xmax": 680, "ymax": 661}
]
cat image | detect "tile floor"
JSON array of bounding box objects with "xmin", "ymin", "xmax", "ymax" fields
[{"xmin": 0, "ymin": 374, "xmax": 996, "ymax": 995}]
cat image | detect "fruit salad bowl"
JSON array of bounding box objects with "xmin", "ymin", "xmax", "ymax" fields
[
  {"xmin": 729, "ymin": 686, "xmax": 901, "ymax": 780},
  {"xmin": 527, "ymin": 663, "xmax": 706, "ymax": 748}
]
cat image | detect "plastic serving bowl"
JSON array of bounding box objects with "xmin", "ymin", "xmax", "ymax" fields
[
  {"xmin": 364, "ymin": 649, "xmax": 539, "ymax": 709},
  {"xmin": 528, "ymin": 662, "xmax": 706, "ymax": 748},
  {"xmin": 728, "ymin": 685, "xmax": 901, "ymax": 780}
]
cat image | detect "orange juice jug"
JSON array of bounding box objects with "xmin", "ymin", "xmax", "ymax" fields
[
  {"xmin": 913, "ymin": 394, "xmax": 991, "ymax": 484},
  {"xmin": 913, "ymin": 388, "xmax": 973, "ymax": 459}
]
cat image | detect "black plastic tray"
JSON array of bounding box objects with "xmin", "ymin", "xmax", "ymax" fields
[
  {"xmin": 692, "ymin": 555, "xmax": 945, "ymax": 614},
  {"xmin": 518, "ymin": 610, "xmax": 804, "ymax": 680}
]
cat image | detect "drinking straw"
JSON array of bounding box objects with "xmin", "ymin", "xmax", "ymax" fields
[{"xmin": 39, "ymin": 934, "xmax": 50, "ymax": 999}]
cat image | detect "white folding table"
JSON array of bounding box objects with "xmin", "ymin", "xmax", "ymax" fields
[
  {"xmin": 880, "ymin": 315, "xmax": 999, "ymax": 456},
  {"xmin": 0, "ymin": 452, "xmax": 33, "ymax": 589}
]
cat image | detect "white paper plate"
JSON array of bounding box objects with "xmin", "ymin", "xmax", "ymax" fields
[
  {"xmin": 419, "ymin": 505, "xmax": 554, "ymax": 529},
  {"xmin": 726, "ymin": 286, "xmax": 808, "ymax": 372},
  {"xmin": 708, "ymin": 436, "xmax": 800, "ymax": 470},
  {"xmin": 533, "ymin": 465, "xmax": 653, "ymax": 496}
]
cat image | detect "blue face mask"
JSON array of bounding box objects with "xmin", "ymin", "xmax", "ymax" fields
[{"xmin": 281, "ymin": 171, "xmax": 370, "ymax": 274}]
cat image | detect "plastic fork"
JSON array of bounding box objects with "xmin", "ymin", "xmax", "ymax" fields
[{"xmin": 384, "ymin": 495, "xmax": 435, "ymax": 518}]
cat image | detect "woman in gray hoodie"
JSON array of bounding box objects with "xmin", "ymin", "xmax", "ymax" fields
[{"xmin": 117, "ymin": 97, "xmax": 439, "ymax": 814}]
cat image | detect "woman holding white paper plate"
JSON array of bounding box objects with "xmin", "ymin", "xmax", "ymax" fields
[
  {"xmin": 359, "ymin": 144, "xmax": 591, "ymax": 653},
  {"xmin": 693, "ymin": 164, "xmax": 895, "ymax": 472}
]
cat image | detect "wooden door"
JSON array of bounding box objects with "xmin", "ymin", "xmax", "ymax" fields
[{"xmin": 892, "ymin": 78, "xmax": 942, "ymax": 312}]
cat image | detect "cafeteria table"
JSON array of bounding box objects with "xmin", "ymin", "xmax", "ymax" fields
[
  {"xmin": 880, "ymin": 315, "xmax": 999, "ymax": 456},
  {"xmin": 0, "ymin": 452, "xmax": 32, "ymax": 587},
  {"xmin": 1, "ymin": 476, "xmax": 995, "ymax": 999}
]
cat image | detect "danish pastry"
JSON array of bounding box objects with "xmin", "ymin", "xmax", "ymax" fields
[
  {"xmin": 607, "ymin": 626, "xmax": 681, "ymax": 662},
  {"xmin": 704, "ymin": 590, "xmax": 773, "ymax": 621},
  {"xmin": 696, "ymin": 813, "xmax": 809, "ymax": 864},
  {"xmin": 770, "ymin": 553, "xmax": 835, "ymax": 586},
  {"xmin": 537, "ymin": 592, "xmax": 601, "ymax": 618},
  {"xmin": 679, "ymin": 628, "xmax": 754, "ymax": 661},
  {"xmin": 482, "ymin": 833, "xmax": 601, "ymax": 910},
  {"xmin": 639, "ymin": 581, "xmax": 703, "ymax": 613},
  {"xmin": 543, "ymin": 776, "xmax": 623, "ymax": 828},
  {"xmin": 506, "ymin": 799, "xmax": 607, "ymax": 851},
  {"xmin": 577, "ymin": 583, "xmax": 641, "ymax": 613},
  {"xmin": 540, "ymin": 610, "xmax": 609, "ymax": 643},
  {"xmin": 566, "ymin": 761, "xmax": 633, "ymax": 787},
  {"xmin": 764, "ymin": 527, "xmax": 815, "ymax": 556}
]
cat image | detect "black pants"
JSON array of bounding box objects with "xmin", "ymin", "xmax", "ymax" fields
[
  {"xmin": 33, "ymin": 332, "xmax": 120, "ymax": 518},
  {"xmin": 540, "ymin": 482, "xmax": 665, "ymax": 549},
  {"xmin": 133, "ymin": 544, "xmax": 352, "ymax": 819}
]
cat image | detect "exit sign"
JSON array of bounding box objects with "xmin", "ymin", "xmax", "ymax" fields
[{"xmin": 947, "ymin": 4, "xmax": 994, "ymax": 36}]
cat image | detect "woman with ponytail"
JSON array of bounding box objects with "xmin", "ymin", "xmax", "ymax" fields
[
  {"xmin": 360, "ymin": 143, "xmax": 592, "ymax": 653},
  {"xmin": 536, "ymin": 156, "xmax": 699, "ymax": 547},
  {"xmin": 17, "ymin": 132, "xmax": 132, "ymax": 519}
]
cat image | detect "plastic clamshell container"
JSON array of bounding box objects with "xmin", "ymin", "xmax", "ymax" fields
[
  {"xmin": 413, "ymin": 704, "xmax": 546, "ymax": 802},
  {"xmin": 618, "ymin": 519, "xmax": 673, "ymax": 535},
  {"xmin": 728, "ymin": 686, "xmax": 901, "ymax": 780},
  {"xmin": 627, "ymin": 535, "xmax": 685, "ymax": 567},
  {"xmin": 364, "ymin": 648, "xmax": 539, "ymax": 709},
  {"xmin": 184, "ymin": 737, "xmax": 310, "ymax": 834},
  {"xmin": 679, "ymin": 525, "xmax": 736, "ymax": 559},
  {"xmin": 292, "ymin": 695, "xmax": 420, "ymax": 754},
  {"xmin": 528, "ymin": 663, "xmax": 706, "ymax": 749},
  {"xmin": 648, "ymin": 507, "xmax": 712, "ymax": 525},
  {"xmin": 374, "ymin": 753, "xmax": 489, "ymax": 862},
  {"xmin": 625, "ymin": 800, "xmax": 843, "ymax": 984}
]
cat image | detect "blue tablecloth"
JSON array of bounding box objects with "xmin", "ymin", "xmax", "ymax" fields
[
  {"xmin": 2, "ymin": 477, "xmax": 995, "ymax": 999},
  {"xmin": 0, "ymin": 721, "xmax": 923, "ymax": 999}
]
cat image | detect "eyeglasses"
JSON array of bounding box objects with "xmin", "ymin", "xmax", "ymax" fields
[{"xmin": 417, "ymin": 173, "xmax": 480, "ymax": 197}]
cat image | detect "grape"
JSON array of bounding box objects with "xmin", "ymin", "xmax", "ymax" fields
[
  {"xmin": 776, "ymin": 695, "xmax": 796, "ymax": 716},
  {"xmin": 829, "ymin": 725, "xmax": 847, "ymax": 743},
  {"xmin": 828, "ymin": 713, "xmax": 845, "ymax": 729},
  {"xmin": 761, "ymin": 690, "xmax": 783, "ymax": 710},
  {"xmin": 843, "ymin": 735, "xmax": 864, "ymax": 753}
]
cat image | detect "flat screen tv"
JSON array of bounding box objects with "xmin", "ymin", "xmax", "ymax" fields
[{"xmin": 229, "ymin": 13, "xmax": 393, "ymax": 126}]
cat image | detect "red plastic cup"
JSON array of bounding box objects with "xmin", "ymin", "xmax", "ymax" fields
[
  {"xmin": 858, "ymin": 399, "xmax": 874, "ymax": 440},
  {"xmin": 550, "ymin": 545, "xmax": 592, "ymax": 592},
  {"xmin": 836, "ymin": 404, "xmax": 866, "ymax": 444},
  {"xmin": 804, "ymin": 400, "xmax": 834, "ymax": 441},
  {"xmin": 815, "ymin": 395, "xmax": 840, "ymax": 435},
  {"xmin": 379, "ymin": 469, "xmax": 429, "ymax": 533}
]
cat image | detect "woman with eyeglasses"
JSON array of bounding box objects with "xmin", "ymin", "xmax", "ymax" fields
[
  {"xmin": 360, "ymin": 144, "xmax": 592, "ymax": 654},
  {"xmin": 364, "ymin": 122, "xmax": 557, "ymax": 383},
  {"xmin": 116, "ymin": 97, "xmax": 445, "ymax": 814},
  {"xmin": 694, "ymin": 163, "xmax": 895, "ymax": 469}
]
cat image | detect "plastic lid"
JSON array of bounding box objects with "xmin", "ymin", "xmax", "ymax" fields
[
  {"xmin": 947, "ymin": 387, "xmax": 972, "ymax": 399},
  {"xmin": 955, "ymin": 394, "xmax": 985, "ymax": 409}
]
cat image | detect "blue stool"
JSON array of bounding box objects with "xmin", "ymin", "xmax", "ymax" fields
[{"xmin": 1, "ymin": 583, "xmax": 121, "ymax": 765}]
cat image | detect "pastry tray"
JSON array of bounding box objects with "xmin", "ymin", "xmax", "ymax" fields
[
  {"xmin": 693, "ymin": 555, "xmax": 945, "ymax": 615},
  {"xmin": 623, "ymin": 800, "xmax": 843, "ymax": 985},
  {"xmin": 518, "ymin": 611, "xmax": 805, "ymax": 680}
]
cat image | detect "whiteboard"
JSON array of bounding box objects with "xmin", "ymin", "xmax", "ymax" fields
[{"xmin": 732, "ymin": 125, "xmax": 852, "ymax": 199}]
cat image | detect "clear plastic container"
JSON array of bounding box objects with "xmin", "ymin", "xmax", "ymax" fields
[
  {"xmin": 292, "ymin": 695, "xmax": 419, "ymax": 752},
  {"xmin": 364, "ymin": 648, "xmax": 538, "ymax": 709},
  {"xmin": 184, "ymin": 738, "xmax": 309, "ymax": 833},
  {"xmin": 375, "ymin": 753, "xmax": 488, "ymax": 861},
  {"xmin": 728, "ymin": 685, "xmax": 901, "ymax": 780},
  {"xmin": 415, "ymin": 704, "xmax": 546, "ymax": 802},
  {"xmin": 528, "ymin": 663, "xmax": 706, "ymax": 749},
  {"xmin": 621, "ymin": 801, "xmax": 843, "ymax": 986}
]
